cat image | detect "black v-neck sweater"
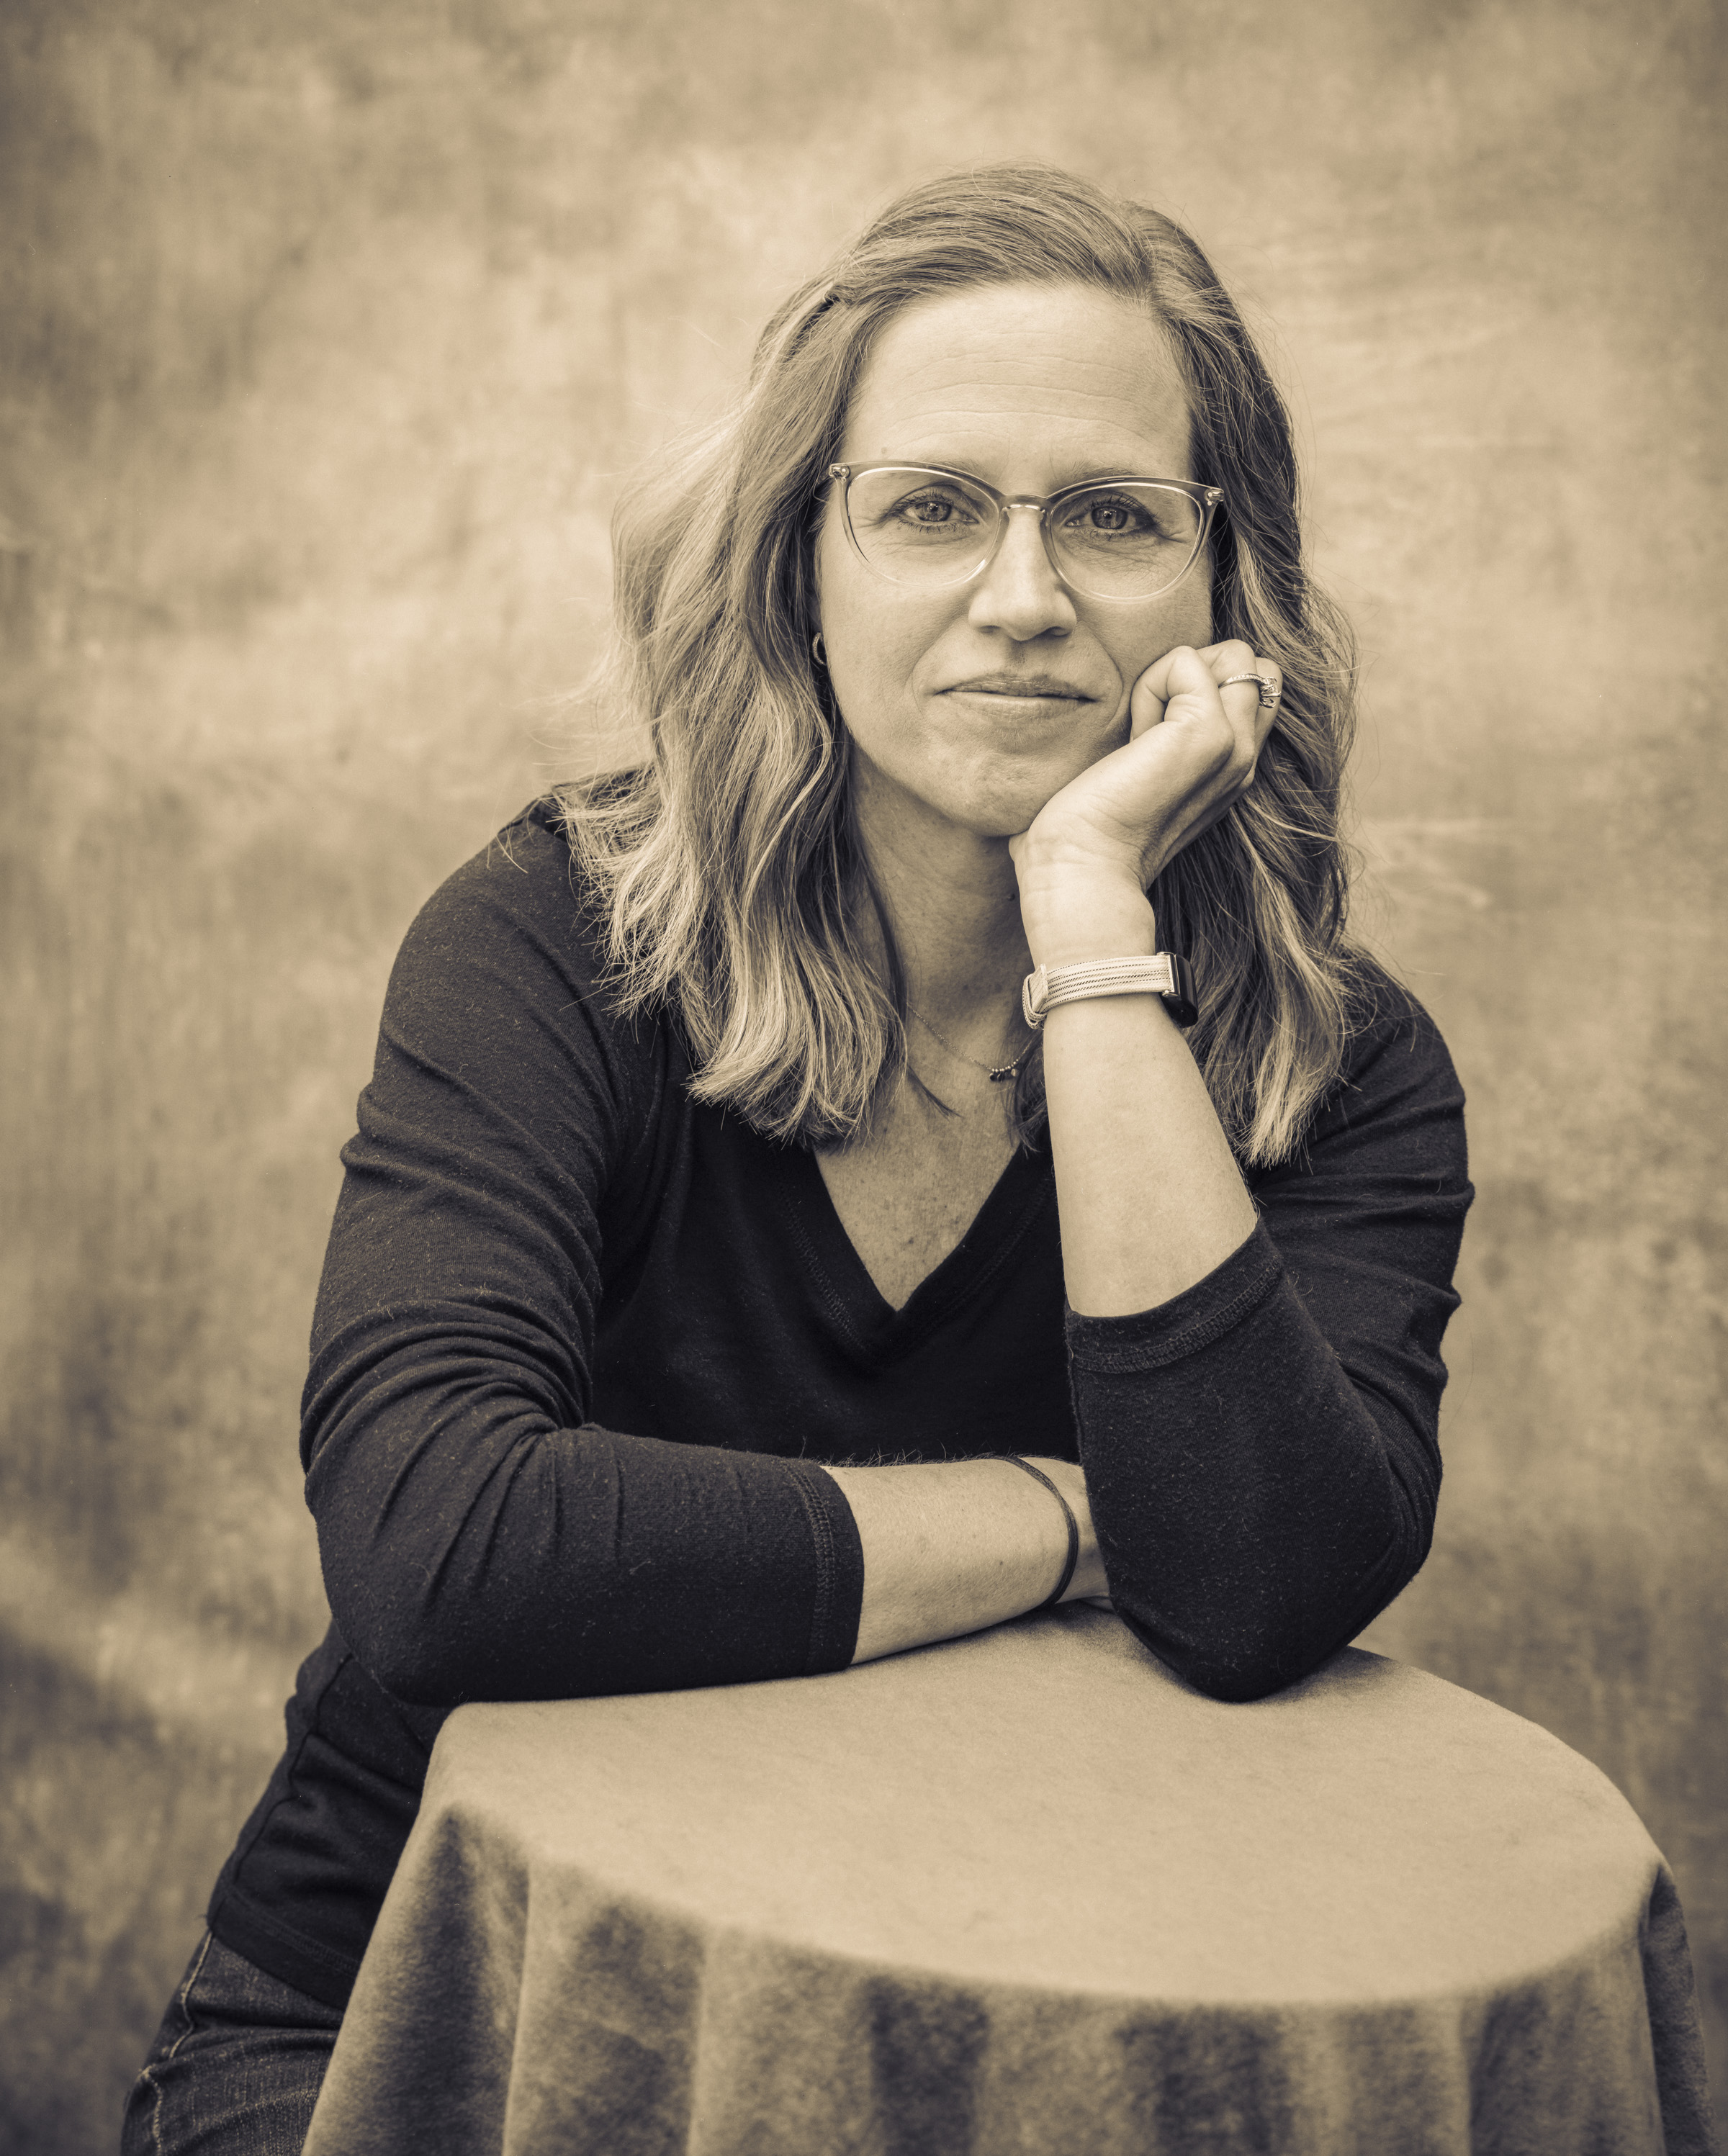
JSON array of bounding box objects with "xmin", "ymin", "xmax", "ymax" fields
[{"xmin": 209, "ymin": 801, "xmax": 1472, "ymax": 2008}]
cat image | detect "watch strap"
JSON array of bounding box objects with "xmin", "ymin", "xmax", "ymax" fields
[{"xmin": 1022, "ymin": 952, "xmax": 1199, "ymax": 1030}]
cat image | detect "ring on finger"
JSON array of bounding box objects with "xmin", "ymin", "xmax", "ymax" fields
[{"xmin": 1219, "ymin": 671, "xmax": 1282, "ymax": 708}]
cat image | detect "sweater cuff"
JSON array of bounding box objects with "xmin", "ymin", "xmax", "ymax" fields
[
  {"xmin": 790, "ymin": 1461, "xmax": 865, "ymax": 1674},
  {"xmin": 1064, "ymin": 1219, "xmax": 1284, "ymax": 1374}
]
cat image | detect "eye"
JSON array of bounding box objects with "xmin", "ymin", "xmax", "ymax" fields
[
  {"xmin": 1059, "ymin": 491, "xmax": 1159, "ymax": 538},
  {"xmin": 892, "ymin": 486, "xmax": 983, "ymax": 529}
]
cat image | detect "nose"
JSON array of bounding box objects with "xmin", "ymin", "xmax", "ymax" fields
[{"xmin": 967, "ymin": 502, "xmax": 1076, "ymax": 641}]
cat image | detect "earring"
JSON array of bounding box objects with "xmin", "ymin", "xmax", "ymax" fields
[{"xmin": 811, "ymin": 632, "xmax": 827, "ymax": 667}]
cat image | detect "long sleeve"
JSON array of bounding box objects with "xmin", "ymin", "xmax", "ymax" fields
[
  {"xmin": 1068, "ymin": 980, "xmax": 1471, "ymax": 1701},
  {"xmin": 300, "ymin": 815, "xmax": 863, "ymax": 1706}
]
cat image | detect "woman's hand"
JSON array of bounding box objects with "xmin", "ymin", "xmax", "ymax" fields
[{"xmin": 1009, "ymin": 640, "xmax": 1281, "ymax": 968}]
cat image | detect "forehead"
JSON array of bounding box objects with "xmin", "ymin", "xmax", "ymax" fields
[{"xmin": 839, "ymin": 281, "xmax": 1192, "ymax": 489}]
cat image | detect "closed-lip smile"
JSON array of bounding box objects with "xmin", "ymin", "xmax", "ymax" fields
[{"xmin": 943, "ymin": 672, "xmax": 1097, "ymax": 700}]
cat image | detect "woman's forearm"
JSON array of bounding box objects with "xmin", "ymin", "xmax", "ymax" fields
[
  {"xmin": 1029, "ymin": 878, "xmax": 1258, "ymax": 1317},
  {"xmin": 1043, "ymin": 991, "xmax": 1257, "ymax": 1317},
  {"xmin": 819, "ymin": 1455, "xmax": 1107, "ymax": 1664}
]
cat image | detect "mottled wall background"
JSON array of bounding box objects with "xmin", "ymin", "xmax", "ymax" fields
[{"xmin": 1, "ymin": 1, "xmax": 1722, "ymax": 2147}]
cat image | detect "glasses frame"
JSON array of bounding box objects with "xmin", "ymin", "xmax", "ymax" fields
[{"xmin": 827, "ymin": 461, "xmax": 1223, "ymax": 604}]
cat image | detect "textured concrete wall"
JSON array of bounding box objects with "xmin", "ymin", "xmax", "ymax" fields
[{"xmin": 2, "ymin": 2, "xmax": 1722, "ymax": 2147}]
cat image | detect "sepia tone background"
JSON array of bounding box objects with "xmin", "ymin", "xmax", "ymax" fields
[{"xmin": 2, "ymin": 1, "xmax": 1722, "ymax": 2147}]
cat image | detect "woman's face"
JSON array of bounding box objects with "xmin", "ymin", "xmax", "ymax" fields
[{"xmin": 814, "ymin": 280, "xmax": 1213, "ymax": 846}]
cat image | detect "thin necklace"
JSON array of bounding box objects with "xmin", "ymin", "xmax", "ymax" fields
[{"xmin": 906, "ymin": 1002, "xmax": 1035, "ymax": 1085}]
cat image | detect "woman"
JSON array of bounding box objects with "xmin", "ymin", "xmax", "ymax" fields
[{"xmin": 124, "ymin": 162, "xmax": 1470, "ymax": 2152}]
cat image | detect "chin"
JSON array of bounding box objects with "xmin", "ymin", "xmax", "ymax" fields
[
  {"xmin": 968, "ymin": 743, "xmax": 1104, "ymax": 835},
  {"xmin": 858, "ymin": 736, "xmax": 1097, "ymax": 846},
  {"xmin": 935, "ymin": 771, "xmax": 1084, "ymax": 843}
]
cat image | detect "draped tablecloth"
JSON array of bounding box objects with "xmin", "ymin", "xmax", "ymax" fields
[{"xmin": 303, "ymin": 1608, "xmax": 1716, "ymax": 2156}]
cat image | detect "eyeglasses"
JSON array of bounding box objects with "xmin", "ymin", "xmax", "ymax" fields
[{"xmin": 827, "ymin": 462, "xmax": 1222, "ymax": 603}]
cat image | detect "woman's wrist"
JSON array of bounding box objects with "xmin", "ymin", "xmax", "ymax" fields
[
  {"xmin": 827, "ymin": 1454, "xmax": 1108, "ymax": 1665},
  {"xmin": 1016, "ymin": 1456, "xmax": 1108, "ymax": 1602},
  {"xmin": 1017, "ymin": 878, "xmax": 1159, "ymax": 973},
  {"xmin": 1011, "ymin": 823, "xmax": 1159, "ymax": 968}
]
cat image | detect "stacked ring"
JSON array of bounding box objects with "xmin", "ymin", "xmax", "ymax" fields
[{"xmin": 1220, "ymin": 671, "xmax": 1282, "ymax": 708}]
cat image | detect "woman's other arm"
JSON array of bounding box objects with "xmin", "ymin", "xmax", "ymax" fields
[
  {"xmin": 1009, "ymin": 640, "xmax": 1279, "ymax": 1320},
  {"xmin": 1012, "ymin": 644, "xmax": 1470, "ymax": 1698},
  {"xmin": 823, "ymin": 956, "xmax": 1466, "ymax": 1696},
  {"xmin": 1054, "ymin": 989, "xmax": 1469, "ymax": 1699}
]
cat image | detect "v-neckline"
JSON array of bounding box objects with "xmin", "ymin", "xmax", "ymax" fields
[{"xmin": 772, "ymin": 1132, "xmax": 1056, "ymax": 1361}]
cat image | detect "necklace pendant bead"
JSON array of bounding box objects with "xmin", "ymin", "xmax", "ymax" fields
[{"xmin": 906, "ymin": 1001, "xmax": 1032, "ymax": 1084}]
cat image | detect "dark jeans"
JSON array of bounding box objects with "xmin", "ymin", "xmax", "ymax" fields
[{"xmin": 120, "ymin": 1932, "xmax": 343, "ymax": 2156}]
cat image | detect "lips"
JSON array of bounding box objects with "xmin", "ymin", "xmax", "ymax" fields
[{"xmin": 942, "ymin": 672, "xmax": 1097, "ymax": 700}]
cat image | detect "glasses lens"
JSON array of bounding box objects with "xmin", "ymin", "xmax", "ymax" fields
[
  {"xmin": 844, "ymin": 468, "xmax": 1001, "ymax": 587},
  {"xmin": 1047, "ymin": 483, "xmax": 1205, "ymax": 599}
]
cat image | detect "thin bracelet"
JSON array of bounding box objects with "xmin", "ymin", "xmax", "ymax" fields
[{"xmin": 989, "ymin": 1455, "xmax": 1079, "ymax": 1610}]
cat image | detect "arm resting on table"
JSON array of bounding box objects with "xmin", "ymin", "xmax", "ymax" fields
[
  {"xmin": 1052, "ymin": 983, "xmax": 1471, "ymax": 1703},
  {"xmin": 306, "ymin": 1369, "xmax": 1099, "ymax": 1703},
  {"xmin": 302, "ymin": 824, "xmax": 1088, "ymax": 1705},
  {"xmin": 1070, "ymin": 1225, "xmax": 1443, "ymax": 1700}
]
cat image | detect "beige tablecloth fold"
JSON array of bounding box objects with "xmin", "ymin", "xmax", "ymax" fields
[{"xmin": 306, "ymin": 1610, "xmax": 1716, "ymax": 2155}]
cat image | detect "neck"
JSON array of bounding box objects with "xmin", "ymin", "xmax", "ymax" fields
[{"xmin": 852, "ymin": 766, "xmax": 1032, "ymax": 1028}]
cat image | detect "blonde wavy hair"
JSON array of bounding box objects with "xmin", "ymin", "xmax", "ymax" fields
[{"xmin": 560, "ymin": 163, "xmax": 1374, "ymax": 1165}]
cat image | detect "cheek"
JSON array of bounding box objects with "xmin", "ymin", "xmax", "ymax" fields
[
  {"xmin": 1179, "ymin": 553, "xmax": 1218, "ymax": 646},
  {"xmin": 1120, "ymin": 582, "xmax": 1215, "ymax": 677},
  {"xmin": 824, "ymin": 617, "xmax": 929, "ymax": 750},
  {"xmin": 1182, "ymin": 578, "xmax": 1215, "ymax": 646},
  {"xmin": 1090, "ymin": 586, "xmax": 1215, "ymax": 725},
  {"xmin": 817, "ymin": 554, "xmax": 945, "ymax": 743}
]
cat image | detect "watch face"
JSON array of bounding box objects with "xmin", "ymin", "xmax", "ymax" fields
[{"xmin": 1163, "ymin": 953, "xmax": 1199, "ymax": 1028}]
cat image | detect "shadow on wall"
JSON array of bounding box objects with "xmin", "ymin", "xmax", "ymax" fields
[{"xmin": 3, "ymin": 0, "xmax": 1724, "ymax": 2147}]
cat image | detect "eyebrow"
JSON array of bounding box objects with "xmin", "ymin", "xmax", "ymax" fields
[{"xmin": 865, "ymin": 458, "xmax": 1199, "ymax": 491}]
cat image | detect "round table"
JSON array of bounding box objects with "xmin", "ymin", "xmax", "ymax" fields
[{"xmin": 303, "ymin": 1610, "xmax": 1716, "ymax": 2155}]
